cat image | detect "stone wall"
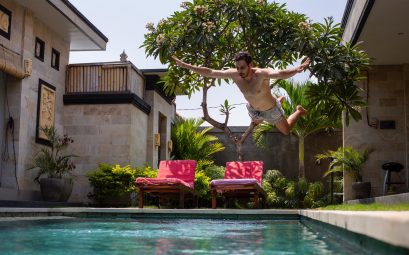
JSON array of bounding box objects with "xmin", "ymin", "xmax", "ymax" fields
[
  {"xmin": 207, "ymin": 127, "xmax": 342, "ymax": 182},
  {"xmin": 63, "ymin": 104, "xmax": 149, "ymax": 202},
  {"xmin": 344, "ymin": 65, "xmax": 409, "ymax": 200},
  {"xmin": 0, "ymin": 0, "xmax": 69, "ymax": 199},
  {"xmin": 405, "ymin": 65, "xmax": 409, "ymax": 194},
  {"xmin": 0, "ymin": 0, "xmax": 25, "ymax": 196},
  {"xmin": 144, "ymin": 91, "xmax": 174, "ymax": 168},
  {"xmin": 0, "ymin": 73, "xmax": 5, "ymax": 185}
]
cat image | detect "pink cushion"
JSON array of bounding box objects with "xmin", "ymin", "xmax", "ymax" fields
[
  {"xmin": 156, "ymin": 160, "xmax": 196, "ymax": 188},
  {"xmin": 210, "ymin": 178, "xmax": 261, "ymax": 188},
  {"xmin": 136, "ymin": 177, "xmax": 194, "ymax": 190},
  {"xmin": 225, "ymin": 161, "xmax": 263, "ymax": 185}
]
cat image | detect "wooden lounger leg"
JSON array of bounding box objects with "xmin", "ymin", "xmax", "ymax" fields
[
  {"xmin": 179, "ymin": 190, "xmax": 185, "ymax": 209},
  {"xmin": 138, "ymin": 189, "xmax": 144, "ymax": 208},
  {"xmin": 254, "ymin": 191, "xmax": 259, "ymax": 209},
  {"xmin": 194, "ymin": 194, "xmax": 199, "ymax": 208},
  {"xmin": 212, "ymin": 189, "xmax": 217, "ymax": 209}
]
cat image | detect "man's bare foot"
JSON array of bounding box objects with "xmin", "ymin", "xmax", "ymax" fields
[
  {"xmin": 296, "ymin": 105, "xmax": 308, "ymax": 116},
  {"xmin": 277, "ymin": 96, "xmax": 285, "ymax": 104}
]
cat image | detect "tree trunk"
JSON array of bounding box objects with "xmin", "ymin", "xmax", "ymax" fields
[
  {"xmin": 200, "ymin": 78, "xmax": 256, "ymax": 161},
  {"xmin": 298, "ymin": 135, "xmax": 305, "ymax": 178},
  {"xmin": 236, "ymin": 143, "xmax": 243, "ymax": 161}
]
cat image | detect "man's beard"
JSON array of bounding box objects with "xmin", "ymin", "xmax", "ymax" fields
[{"xmin": 241, "ymin": 70, "xmax": 250, "ymax": 79}]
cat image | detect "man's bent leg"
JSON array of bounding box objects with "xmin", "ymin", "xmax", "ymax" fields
[{"xmin": 275, "ymin": 105, "xmax": 307, "ymax": 135}]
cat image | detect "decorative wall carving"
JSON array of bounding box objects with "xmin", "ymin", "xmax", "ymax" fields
[{"xmin": 36, "ymin": 79, "xmax": 56, "ymax": 144}]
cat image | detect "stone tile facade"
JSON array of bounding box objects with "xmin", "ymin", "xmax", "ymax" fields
[
  {"xmin": 0, "ymin": 0, "xmax": 69, "ymax": 199},
  {"xmin": 144, "ymin": 91, "xmax": 174, "ymax": 168},
  {"xmin": 344, "ymin": 65, "xmax": 409, "ymax": 200},
  {"xmin": 63, "ymin": 104, "xmax": 149, "ymax": 202},
  {"xmin": 0, "ymin": 0, "xmax": 174, "ymax": 203}
]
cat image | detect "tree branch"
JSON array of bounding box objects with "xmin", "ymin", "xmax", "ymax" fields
[{"xmin": 239, "ymin": 121, "xmax": 257, "ymax": 144}]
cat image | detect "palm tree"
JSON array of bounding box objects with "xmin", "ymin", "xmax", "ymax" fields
[
  {"xmin": 171, "ymin": 116, "xmax": 225, "ymax": 164},
  {"xmin": 253, "ymin": 80, "xmax": 340, "ymax": 178}
]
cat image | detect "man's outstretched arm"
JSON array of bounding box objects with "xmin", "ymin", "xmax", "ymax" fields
[
  {"xmin": 172, "ymin": 56, "xmax": 236, "ymax": 79},
  {"xmin": 259, "ymin": 58, "xmax": 311, "ymax": 79}
]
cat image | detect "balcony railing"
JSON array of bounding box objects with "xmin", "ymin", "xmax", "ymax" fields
[{"xmin": 65, "ymin": 63, "xmax": 130, "ymax": 94}]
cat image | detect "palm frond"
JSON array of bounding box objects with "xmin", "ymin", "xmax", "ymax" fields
[{"xmin": 171, "ymin": 116, "xmax": 225, "ymax": 161}]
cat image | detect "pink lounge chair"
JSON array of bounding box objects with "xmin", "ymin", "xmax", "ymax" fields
[
  {"xmin": 210, "ymin": 161, "xmax": 266, "ymax": 209},
  {"xmin": 135, "ymin": 160, "xmax": 196, "ymax": 208}
]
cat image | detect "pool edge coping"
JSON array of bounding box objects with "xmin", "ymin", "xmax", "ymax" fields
[{"xmin": 300, "ymin": 209, "xmax": 409, "ymax": 250}]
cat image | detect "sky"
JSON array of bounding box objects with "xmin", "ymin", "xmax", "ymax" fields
[{"xmin": 69, "ymin": 0, "xmax": 348, "ymax": 126}]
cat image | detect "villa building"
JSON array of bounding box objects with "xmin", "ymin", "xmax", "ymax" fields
[
  {"xmin": 0, "ymin": 0, "xmax": 174, "ymax": 203},
  {"xmin": 342, "ymin": 0, "xmax": 409, "ymax": 200}
]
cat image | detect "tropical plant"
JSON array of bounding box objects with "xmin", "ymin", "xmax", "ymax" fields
[
  {"xmin": 193, "ymin": 162, "xmax": 225, "ymax": 204},
  {"xmin": 253, "ymin": 80, "xmax": 340, "ymax": 178},
  {"xmin": 169, "ymin": 115, "xmax": 226, "ymax": 204},
  {"xmin": 315, "ymin": 146, "xmax": 372, "ymax": 182},
  {"xmin": 27, "ymin": 127, "xmax": 76, "ymax": 183},
  {"xmin": 263, "ymin": 169, "xmax": 326, "ymax": 208},
  {"xmin": 171, "ymin": 116, "xmax": 225, "ymax": 164},
  {"xmin": 142, "ymin": 0, "xmax": 369, "ymax": 160},
  {"xmin": 202, "ymin": 164, "xmax": 225, "ymax": 180},
  {"xmin": 86, "ymin": 164, "xmax": 157, "ymax": 206},
  {"xmin": 194, "ymin": 170, "xmax": 212, "ymax": 199}
]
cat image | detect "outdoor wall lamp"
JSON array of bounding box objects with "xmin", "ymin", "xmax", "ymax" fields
[{"xmin": 154, "ymin": 133, "xmax": 160, "ymax": 147}]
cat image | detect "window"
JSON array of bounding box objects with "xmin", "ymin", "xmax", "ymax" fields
[
  {"xmin": 51, "ymin": 48, "xmax": 60, "ymax": 70},
  {"xmin": 35, "ymin": 37, "xmax": 45, "ymax": 61},
  {"xmin": 0, "ymin": 4, "xmax": 11, "ymax": 40}
]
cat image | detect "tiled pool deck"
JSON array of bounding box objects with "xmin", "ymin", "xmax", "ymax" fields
[{"xmin": 0, "ymin": 208, "xmax": 408, "ymax": 250}]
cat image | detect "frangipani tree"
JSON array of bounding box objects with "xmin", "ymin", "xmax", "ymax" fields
[{"xmin": 142, "ymin": 0, "xmax": 369, "ymax": 160}]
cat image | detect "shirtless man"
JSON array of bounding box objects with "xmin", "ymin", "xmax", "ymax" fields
[{"xmin": 172, "ymin": 52, "xmax": 310, "ymax": 135}]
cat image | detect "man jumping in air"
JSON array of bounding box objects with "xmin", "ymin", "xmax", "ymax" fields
[{"xmin": 172, "ymin": 52, "xmax": 310, "ymax": 135}]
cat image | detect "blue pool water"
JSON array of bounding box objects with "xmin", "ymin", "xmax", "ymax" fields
[{"xmin": 0, "ymin": 217, "xmax": 405, "ymax": 254}]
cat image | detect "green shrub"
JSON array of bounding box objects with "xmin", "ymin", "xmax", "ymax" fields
[
  {"xmin": 303, "ymin": 182, "xmax": 325, "ymax": 208},
  {"xmin": 86, "ymin": 164, "xmax": 157, "ymax": 206},
  {"xmin": 194, "ymin": 163, "xmax": 224, "ymax": 201},
  {"xmin": 203, "ymin": 164, "xmax": 225, "ymax": 180},
  {"xmin": 263, "ymin": 169, "xmax": 326, "ymax": 209},
  {"xmin": 194, "ymin": 170, "xmax": 211, "ymax": 199}
]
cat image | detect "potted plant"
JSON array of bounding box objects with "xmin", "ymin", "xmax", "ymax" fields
[
  {"xmin": 27, "ymin": 127, "xmax": 77, "ymax": 202},
  {"xmin": 316, "ymin": 146, "xmax": 373, "ymax": 199}
]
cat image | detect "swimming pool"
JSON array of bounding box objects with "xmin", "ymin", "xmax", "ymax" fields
[{"xmin": 0, "ymin": 216, "xmax": 407, "ymax": 254}]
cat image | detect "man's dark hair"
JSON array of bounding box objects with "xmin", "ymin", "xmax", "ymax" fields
[{"xmin": 235, "ymin": 52, "xmax": 252, "ymax": 64}]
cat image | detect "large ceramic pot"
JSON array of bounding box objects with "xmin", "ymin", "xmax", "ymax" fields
[
  {"xmin": 39, "ymin": 178, "xmax": 73, "ymax": 202},
  {"xmin": 352, "ymin": 181, "xmax": 371, "ymax": 199}
]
